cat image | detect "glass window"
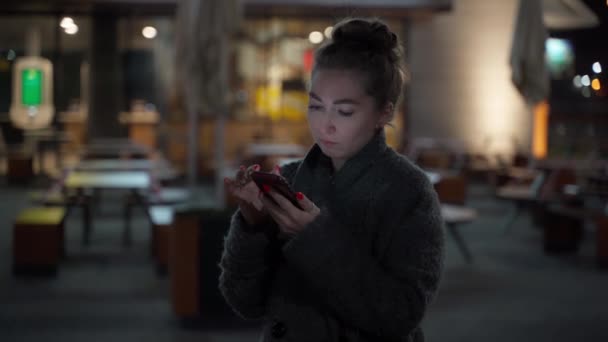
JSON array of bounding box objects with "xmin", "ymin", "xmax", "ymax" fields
[
  {"xmin": 118, "ymin": 17, "xmax": 175, "ymax": 115},
  {"xmin": 231, "ymin": 17, "xmax": 404, "ymax": 147}
]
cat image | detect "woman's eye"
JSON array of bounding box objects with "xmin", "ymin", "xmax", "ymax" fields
[
  {"xmin": 308, "ymin": 104, "xmax": 322, "ymax": 111},
  {"xmin": 338, "ymin": 110, "xmax": 354, "ymax": 117}
]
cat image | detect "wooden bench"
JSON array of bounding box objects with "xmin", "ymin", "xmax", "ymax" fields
[
  {"xmin": 545, "ymin": 203, "xmax": 608, "ymax": 263},
  {"xmin": 7, "ymin": 150, "xmax": 34, "ymax": 183},
  {"xmin": 596, "ymin": 216, "xmax": 608, "ymax": 268},
  {"xmin": 148, "ymin": 206, "xmax": 174, "ymax": 273},
  {"xmin": 13, "ymin": 207, "xmax": 67, "ymax": 275}
]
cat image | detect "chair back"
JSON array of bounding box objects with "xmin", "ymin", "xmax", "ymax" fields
[
  {"xmin": 434, "ymin": 175, "xmax": 467, "ymax": 205},
  {"xmin": 538, "ymin": 168, "xmax": 577, "ymax": 201}
]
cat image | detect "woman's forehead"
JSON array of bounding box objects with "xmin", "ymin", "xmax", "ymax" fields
[{"xmin": 310, "ymin": 69, "xmax": 368, "ymax": 99}]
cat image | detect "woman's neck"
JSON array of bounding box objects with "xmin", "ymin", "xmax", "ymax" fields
[{"xmin": 331, "ymin": 158, "xmax": 345, "ymax": 173}]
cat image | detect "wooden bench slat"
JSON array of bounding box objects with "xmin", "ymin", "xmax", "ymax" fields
[{"xmin": 15, "ymin": 207, "xmax": 66, "ymax": 225}]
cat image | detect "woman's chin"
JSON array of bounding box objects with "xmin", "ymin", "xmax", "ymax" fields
[
  {"xmin": 319, "ymin": 148, "xmax": 344, "ymax": 161},
  {"xmin": 318, "ymin": 145, "xmax": 335, "ymax": 156}
]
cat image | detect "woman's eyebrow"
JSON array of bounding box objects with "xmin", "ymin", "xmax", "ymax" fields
[
  {"xmin": 309, "ymin": 91, "xmax": 360, "ymax": 105},
  {"xmin": 309, "ymin": 92, "xmax": 322, "ymax": 101},
  {"xmin": 334, "ymin": 98, "xmax": 359, "ymax": 105}
]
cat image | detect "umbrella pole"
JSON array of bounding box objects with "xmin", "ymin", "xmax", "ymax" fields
[
  {"xmin": 187, "ymin": 103, "xmax": 198, "ymax": 190},
  {"xmin": 214, "ymin": 113, "xmax": 226, "ymax": 209}
]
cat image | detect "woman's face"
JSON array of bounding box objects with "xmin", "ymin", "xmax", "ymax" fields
[{"xmin": 307, "ymin": 68, "xmax": 387, "ymax": 170}]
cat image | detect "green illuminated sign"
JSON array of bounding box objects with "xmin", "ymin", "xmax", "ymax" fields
[{"xmin": 22, "ymin": 68, "xmax": 43, "ymax": 106}]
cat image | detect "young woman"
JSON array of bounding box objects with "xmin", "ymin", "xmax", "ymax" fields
[{"xmin": 221, "ymin": 18, "xmax": 444, "ymax": 342}]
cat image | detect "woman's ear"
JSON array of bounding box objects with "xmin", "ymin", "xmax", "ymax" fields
[{"xmin": 378, "ymin": 102, "xmax": 394, "ymax": 127}]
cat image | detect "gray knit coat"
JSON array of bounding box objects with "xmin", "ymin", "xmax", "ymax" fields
[{"xmin": 219, "ymin": 131, "xmax": 444, "ymax": 342}]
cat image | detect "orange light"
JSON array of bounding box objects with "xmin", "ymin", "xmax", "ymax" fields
[
  {"xmin": 592, "ymin": 78, "xmax": 601, "ymax": 91},
  {"xmin": 532, "ymin": 100, "xmax": 549, "ymax": 159}
]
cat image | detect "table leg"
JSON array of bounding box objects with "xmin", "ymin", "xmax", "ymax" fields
[
  {"xmin": 82, "ymin": 195, "xmax": 92, "ymax": 246},
  {"xmin": 123, "ymin": 189, "xmax": 149, "ymax": 247},
  {"xmin": 55, "ymin": 142, "xmax": 63, "ymax": 171},
  {"xmin": 501, "ymin": 203, "xmax": 522, "ymax": 234},
  {"xmin": 446, "ymin": 223, "xmax": 473, "ymax": 263},
  {"xmin": 123, "ymin": 195, "xmax": 133, "ymax": 247}
]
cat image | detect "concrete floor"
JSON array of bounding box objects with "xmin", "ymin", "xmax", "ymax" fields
[{"xmin": 0, "ymin": 174, "xmax": 607, "ymax": 342}]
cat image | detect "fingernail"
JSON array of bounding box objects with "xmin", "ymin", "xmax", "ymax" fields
[
  {"xmin": 263, "ymin": 185, "xmax": 271, "ymax": 193},
  {"xmin": 296, "ymin": 192, "xmax": 304, "ymax": 200},
  {"xmin": 253, "ymin": 164, "xmax": 260, "ymax": 171}
]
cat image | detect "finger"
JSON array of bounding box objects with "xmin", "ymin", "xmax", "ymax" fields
[
  {"xmin": 238, "ymin": 182, "xmax": 263, "ymax": 204},
  {"xmin": 259, "ymin": 193, "xmax": 281, "ymax": 213},
  {"xmin": 295, "ymin": 192, "xmax": 316, "ymax": 213},
  {"xmin": 226, "ymin": 181, "xmax": 249, "ymax": 202},
  {"xmin": 235, "ymin": 165, "xmax": 246, "ymax": 183},
  {"xmin": 266, "ymin": 189, "xmax": 298, "ymax": 214},
  {"xmin": 251, "ymin": 194, "xmax": 264, "ymax": 211},
  {"xmin": 226, "ymin": 176, "xmax": 257, "ymax": 202},
  {"xmin": 260, "ymin": 194, "xmax": 291, "ymax": 225},
  {"xmin": 263, "ymin": 200, "xmax": 286, "ymax": 228},
  {"xmin": 271, "ymin": 164, "xmax": 281, "ymax": 175},
  {"xmin": 245, "ymin": 164, "xmax": 261, "ymax": 180}
]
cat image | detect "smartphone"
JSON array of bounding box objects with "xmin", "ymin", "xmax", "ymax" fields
[{"xmin": 250, "ymin": 171, "xmax": 302, "ymax": 209}]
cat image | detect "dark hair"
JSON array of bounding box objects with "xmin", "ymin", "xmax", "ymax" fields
[{"xmin": 313, "ymin": 18, "xmax": 407, "ymax": 112}]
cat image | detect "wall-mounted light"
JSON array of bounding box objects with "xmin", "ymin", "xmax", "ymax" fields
[
  {"xmin": 65, "ymin": 25, "xmax": 78, "ymax": 35},
  {"xmin": 61, "ymin": 16, "xmax": 78, "ymax": 35},
  {"xmin": 308, "ymin": 31, "xmax": 323, "ymax": 44},
  {"xmin": 142, "ymin": 26, "xmax": 157, "ymax": 39},
  {"xmin": 60, "ymin": 17, "xmax": 74, "ymax": 29}
]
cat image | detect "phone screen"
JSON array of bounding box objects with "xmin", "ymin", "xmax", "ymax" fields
[{"xmin": 251, "ymin": 171, "xmax": 302, "ymax": 209}]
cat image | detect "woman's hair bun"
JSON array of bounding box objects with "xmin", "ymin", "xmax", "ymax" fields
[{"xmin": 331, "ymin": 18, "xmax": 397, "ymax": 52}]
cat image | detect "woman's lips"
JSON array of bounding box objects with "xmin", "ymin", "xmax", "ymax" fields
[{"xmin": 321, "ymin": 139, "xmax": 337, "ymax": 146}]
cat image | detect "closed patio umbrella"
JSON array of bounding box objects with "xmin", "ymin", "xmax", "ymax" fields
[
  {"xmin": 175, "ymin": 0, "xmax": 242, "ymax": 206},
  {"xmin": 509, "ymin": 0, "xmax": 550, "ymax": 106},
  {"xmin": 509, "ymin": 0, "xmax": 550, "ymax": 160}
]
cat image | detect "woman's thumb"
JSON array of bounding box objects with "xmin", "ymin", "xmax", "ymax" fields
[{"xmin": 271, "ymin": 164, "xmax": 281, "ymax": 175}]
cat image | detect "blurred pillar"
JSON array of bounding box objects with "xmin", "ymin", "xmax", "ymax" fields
[{"xmin": 88, "ymin": 14, "xmax": 126, "ymax": 139}]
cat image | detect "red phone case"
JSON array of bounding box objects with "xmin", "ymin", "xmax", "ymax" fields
[{"xmin": 251, "ymin": 171, "xmax": 301, "ymax": 208}]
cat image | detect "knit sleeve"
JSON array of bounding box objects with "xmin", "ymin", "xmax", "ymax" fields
[
  {"xmin": 218, "ymin": 210, "xmax": 275, "ymax": 319},
  {"xmin": 218, "ymin": 160, "xmax": 302, "ymax": 320},
  {"xmin": 281, "ymin": 176, "xmax": 444, "ymax": 340}
]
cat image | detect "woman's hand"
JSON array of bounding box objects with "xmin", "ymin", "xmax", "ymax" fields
[
  {"xmin": 224, "ymin": 164, "xmax": 272, "ymax": 226},
  {"xmin": 260, "ymin": 189, "xmax": 321, "ymax": 237}
]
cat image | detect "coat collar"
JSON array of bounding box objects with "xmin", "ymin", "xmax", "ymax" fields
[{"xmin": 294, "ymin": 130, "xmax": 389, "ymax": 195}]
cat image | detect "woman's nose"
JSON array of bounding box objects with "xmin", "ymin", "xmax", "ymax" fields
[{"xmin": 323, "ymin": 120, "xmax": 336, "ymax": 135}]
